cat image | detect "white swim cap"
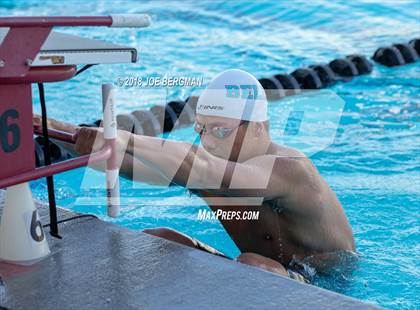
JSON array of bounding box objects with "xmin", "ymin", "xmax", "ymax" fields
[{"xmin": 196, "ymin": 69, "xmax": 268, "ymax": 122}]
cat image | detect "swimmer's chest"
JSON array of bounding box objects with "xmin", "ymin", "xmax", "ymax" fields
[{"xmin": 206, "ymin": 201, "xmax": 300, "ymax": 260}]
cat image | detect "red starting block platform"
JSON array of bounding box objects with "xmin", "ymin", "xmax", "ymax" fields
[{"xmin": 0, "ymin": 15, "xmax": 150, "ymax": 246}]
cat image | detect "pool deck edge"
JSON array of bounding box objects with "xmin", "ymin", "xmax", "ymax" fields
[{"xmin": 0, "ymin": 190, "xmax": 381, "ymax": 310}]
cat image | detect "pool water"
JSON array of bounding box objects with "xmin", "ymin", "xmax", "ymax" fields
[{"xmin": 2, "ymin": 0, "xmax": 419, "ymax": 308}]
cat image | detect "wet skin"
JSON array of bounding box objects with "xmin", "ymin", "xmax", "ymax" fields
[
  {"xmin": 149, "ymin": 114, "xmax": 355, "ymax": 272},
  {"xmin": 35, "ymin": 114, "xmax": 355, "ymax": 275},
  {"xmin": 191, "ymin": 142, "xmax": 355, "ymax": 271}
]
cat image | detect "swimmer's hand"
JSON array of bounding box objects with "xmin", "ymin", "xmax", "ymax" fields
[
  {"xmin": 74, "ymin": 127, "xmax": 105, "ymax": 155},
  {"xmin": 33, "ymin": 114, "xmax": 79, "ymax": 134},
  {"xmin": 74, "ymin": 127, "xmax": 131, "ymax": 160},
  {"xmin": 33, "ymin": 114, "xmax": 51, "ymax": 128}
]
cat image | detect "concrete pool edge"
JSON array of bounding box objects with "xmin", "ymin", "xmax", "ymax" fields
[{"xmin": 0, "ymin": 190, "xmax": 380, "ymax": 309}]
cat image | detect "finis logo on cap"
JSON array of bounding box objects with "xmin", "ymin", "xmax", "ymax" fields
[{"xmin": 198, "ymin": 104, "xmax": 224, "ymax": 111}]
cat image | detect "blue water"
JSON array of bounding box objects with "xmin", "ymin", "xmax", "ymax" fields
[{"xmin": 2, "ymin": 0, "xmax": 419, "ymax": 308}]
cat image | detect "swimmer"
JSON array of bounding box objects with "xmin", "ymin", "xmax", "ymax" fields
[{"xmin": 34, "ymin": 69, "xmax": 355, "ymax": 283}]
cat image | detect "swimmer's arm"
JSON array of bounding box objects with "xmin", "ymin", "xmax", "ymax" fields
[
  {"xmin": 123, "ymin": 132, "xmax": 303, "ymax": 200},
  {"xmin": 73, "ymin": 128, "xmax": 306, "ymax": 204},
  {"xmin": 73, "ymin": 128, "xmax": 171, "ymax": 185},
  {"xmin": 33, "ymin": 114, "xmax": 81, "ymax": 157},
  {"xmin": 197, "ymin": 155, "xmax": 297, "ymax": 199},
  {"xmin": 121, "ymin": 131, "xmax": 317, "ymax": 216},
  {"xmin": 120, "ymin": 153, "xmax": 173, "ymax": 185},
  {"xmin": 122, "ymin": 131, "xmax": 196, "ymax": 186},
  {"xmin": 59, "ymin": 144, "xmax": 171, "ymax": 186},
  {"xmin": 35, "ymin": 116, "xmax": 170, "ymax": 185}
]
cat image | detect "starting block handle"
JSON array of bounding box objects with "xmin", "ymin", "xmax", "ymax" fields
[
  {"xmin": 110, "ymin": 14, "xmax": 151, "ymax": 28},
  {"xmin": 102, "ymin": 84, "xmax": 120, "ymax": 218},
  {"xmin": 0, "ymin": 15, "xmax": 151, "ymax": 28}
]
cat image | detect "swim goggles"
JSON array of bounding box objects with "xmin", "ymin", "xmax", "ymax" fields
[{"xmin": 194, "ymin": 120, "xmax": 248, "ymax": 139}]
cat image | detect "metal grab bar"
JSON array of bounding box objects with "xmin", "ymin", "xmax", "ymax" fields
[
  {"xmin": 0, "ymin": 15, "xmax": 151, "ymax": 28},
  {"xmin": 33, "ymin": 125, "xmax": 79, "ymax": 144},
  {"xmin": 0, "ymin": 146, "xmax": 111, "ymax": 189}
]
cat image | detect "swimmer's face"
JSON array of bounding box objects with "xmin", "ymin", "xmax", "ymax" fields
[{"xmin": 194, "ymin": 114, "xmax": 258, "ymax": 159}]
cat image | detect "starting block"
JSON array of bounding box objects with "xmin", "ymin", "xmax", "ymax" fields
[{"xmin": 0, "ymin": 15, "xmax": 150, "ymax": 264}]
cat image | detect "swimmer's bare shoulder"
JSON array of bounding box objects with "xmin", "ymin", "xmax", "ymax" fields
[
  {"xmin": 266, "ymin": 143, "xmax": 356, "ymax": 252},
  {"xmin": 242, "ymin": 143, "xmax": 320, "ymax": 211},
  {"xmin": 263, "ymin": 144, "xmax": 335, "ymax": 214}
]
